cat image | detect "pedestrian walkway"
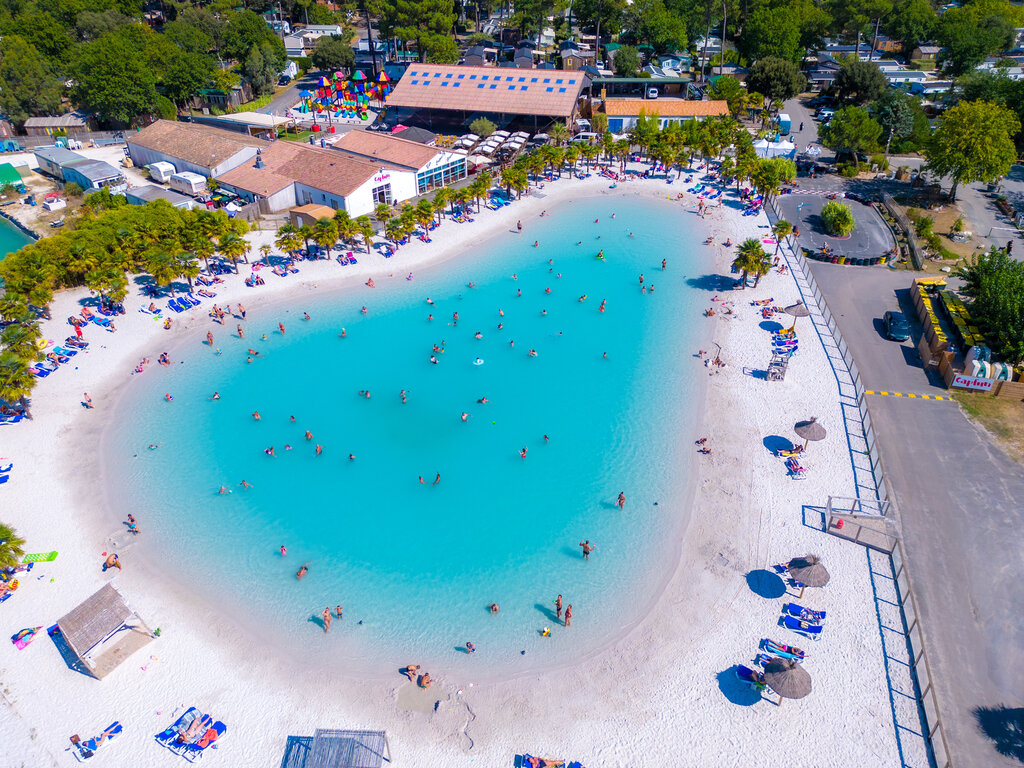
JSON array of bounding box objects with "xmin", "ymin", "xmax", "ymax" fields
[{"xmin": 864, "ymin": 390, "xmax": 953, "ymax": 401}]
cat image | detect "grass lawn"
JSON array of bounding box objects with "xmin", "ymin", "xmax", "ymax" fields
[
  {"xmin": 951, "ymin": 390, "xmax": 1024, "ymax": 464},
  {"xmin": 280, "ymin": 130, "xmax": 317, "ymax": 143}
]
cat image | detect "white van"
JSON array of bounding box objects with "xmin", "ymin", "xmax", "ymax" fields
[
  {"xmin": 572, "ymin": 132, "xmax": 599, "ymax": 143},
  {"xmin": 646, "ymin": 87, "xmax": 660, "ymax": 99}
]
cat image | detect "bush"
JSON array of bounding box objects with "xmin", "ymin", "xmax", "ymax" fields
[
  {"xmin": 469, "ymin": 117, "xmax": 496, "ymax": 138},
  {"xmin": 870, "ymin": 154, "xmax": 889, "ymax": 171},
  {"xmin": 64, "ymin": 182, "xmax": 84, "ymax": 197},
  {"xmin": 821, "ymin": 200, "xmax": 856, "ymax": 236},
  {"xmin": 838, "ymin": 162, "xmax": 859, "ymax": 178},
  {"xmin": 915, "ymin": 215, "xmax": 934, "ymax": 238},
  {"xmin": 952, "ymin": 216, "xmax": 965, "ymax": 233}
]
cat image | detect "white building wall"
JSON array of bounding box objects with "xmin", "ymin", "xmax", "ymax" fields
[{"xmin": 127, "ymin": 143, "xmax": 259, "ymax": 180}]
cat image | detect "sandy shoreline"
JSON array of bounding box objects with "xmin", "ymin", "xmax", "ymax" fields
[{"xmin": 1, "ymin": 169, "xmax": 905, "ymax": 767}]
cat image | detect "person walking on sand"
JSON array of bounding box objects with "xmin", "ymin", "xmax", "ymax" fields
[
  {"xmin": 83, "ymin": 392, "xmax": 93, "ymax": 409},
  {"xmin": 555, "ymin": 594, "xmax": 563, "ymax": 620},
  {"xmin": 617, "ymin": 491, "xmax": 626, "ymax": 509},
  {"xmin": 206, "ymin": 331, "xmax": 214, "ymax": 346},
  {"xmin": 238, "ymin": 303, "xmax": 246, "ymax": 319},
  {"xmin": 517, "ymin": 220, "xmax": 522, "ymax": 233},
  {"xmin": 321, "ymin": 607, "xmax": 332, "ymax": 633},
  {"xmin": 579, "ymin": 540, "xmax": 595, "ymax": 560},
  {"xmin": 564, "ymin": 604, "xmax": 572, "ymax": 627}
]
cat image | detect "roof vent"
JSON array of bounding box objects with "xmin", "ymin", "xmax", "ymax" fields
[{"xmin": 255, "ymin": 156, "xmax": 265, "ymax": 169}]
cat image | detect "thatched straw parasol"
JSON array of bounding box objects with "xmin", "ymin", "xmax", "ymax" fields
[
  {"xmin": 784, "ymin": 300, "xmax": 811, "ymax": 331},
  {"xmin": 787, "ymin": 554, "xmax": 830, "ymax": 597},
  {"xmin": 763, "ymin": 657, "xmax": 812, "ymax": 705},
  {"xmin": 794, "ymin": 417, "xmax": 826, "ymax": 450}
]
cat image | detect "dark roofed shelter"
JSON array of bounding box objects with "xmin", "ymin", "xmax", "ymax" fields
[
  {"xmin": 280, "ymin": 729, "xmax": 392, "ymax": 768},
  {"xmin": 56, "ymin": 584, "xmax": 154, "ymax": 679}
]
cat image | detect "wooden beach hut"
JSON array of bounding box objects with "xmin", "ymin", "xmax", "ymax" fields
[
  {"xmin": 55, "ymin": 584, "xmax": 155, "ymax": 679},
  {"xmin": 280, "ymin": 728, "xmax": 392, "ymax": 767}
]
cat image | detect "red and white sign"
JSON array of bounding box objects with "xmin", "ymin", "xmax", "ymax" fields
[
  {"xmin": 952, "ymin": 374, "xmax": 995, "ymax": 391},
  {"xmin": 373, "ymin": 172, "xmax": 391, "ymax": 183}
]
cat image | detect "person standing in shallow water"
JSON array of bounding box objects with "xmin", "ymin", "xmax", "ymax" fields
[
  {"xmin": 564, "ymin": 604, "xmax": 572, "ymax": 627},
  {"xmin": 617, "ymin": 492, "xmax": 626, "ymax": 509},
  {"xmin": 579, "ymin": 540, "xmax": 595, "ymax": 560},
  {"xmin": 321, "ymin": 607, "xmax": 331, "ymax": 633},
  {"xmin": 555, "ymin": 594, "xmax": 563, "ymax": 620}
]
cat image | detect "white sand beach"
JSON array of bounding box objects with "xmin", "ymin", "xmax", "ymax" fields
[{"xmin": 0, "ymin": 169, "xmax": 908, "ymax": 767}]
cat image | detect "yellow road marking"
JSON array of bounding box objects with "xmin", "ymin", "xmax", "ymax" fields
[{"xmin": 864, "ymin": 390, "xmax": 952, "ymax": 401}]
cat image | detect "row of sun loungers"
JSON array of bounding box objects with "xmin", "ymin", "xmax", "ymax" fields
[{"xmin": 155, "ymin": 707, "xmax": 227, "ymax": 761}]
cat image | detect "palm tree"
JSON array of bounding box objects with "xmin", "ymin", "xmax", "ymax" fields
[
  {"xmin": 275, "ymin": 225, "xmax": 303, "ymax": 260},
  {"xmin": 333, "ymin": 210, "xmax": 355, "ymax": 247},
  {"xmin": 355, "ymin": 215, "xmax": 375, "ymax": 253},
  {"xmin": 415, "ymin": 198, "xmax": 435, "ymax": 231},
  {"xmin": 85, "ymin": 267, "xmax": 128, "ymax": 305},
  {"xmin": 771, "ymin": 220, "xmax": 793, "ymax": 258},
  {"xmin": 145, "ymin": 248, "xmax": 181, "ymax": 294},
  {"xmin": 259, "ymin": 244, "xmax": 272, "ymax": 266},
  {"xmin": 296, "ymin": 225, "xmax": 314, "ymax": 255},
  {"xmin": 217, "ymin": 233, "xmax": 248, "ymax": 275},
  {"xmin": 384, "ymin": 217, "xmax": 404, "ymax": 246},
  {"xmin": 312, "ymin": 218, "xmax": 338, "ymax": 259},
  {"xmin": 0, "ymin": 324, "xmax": 42, "ymax": 362},
  {"xmin": 732, "ymin": 239, "xmax": 768, "ymax": 289},
  {"xmin": 0, "ymin": 522, "xmax": 26, "ymax": 568},
  {"xmin": 432, "ymin": 188, "xmax": 451, "ymax": 222},
  {"xmin": 0, "ymin": 353, "xmax": 35, "ymax": 411},
  {"xmin": 374, "ymin": 203, "xmax": 392, "ymax": 224},
  {"xmin": 0, "ymin": 298, "xmax": 30, "ymax": 325},
  {"xmin": 548, "ymin": 122, "xmax": 569, "ymax": 146},
  {"xmin": 564, "ymin": 144, "xmax": 580, "ymax": 175},
  {"xmin": 176, "ymin": 251, "xmax": 201, "ymax": 289}
]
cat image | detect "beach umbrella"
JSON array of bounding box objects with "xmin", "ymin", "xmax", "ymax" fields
[
  {"xmin": 763, "ymin": 657, "xmax": 811, "ymax": 704},
  {"xmin": 784, "ymin": 300, "xmax": 811, "ymax": 331},
  {"xmin": 787, "ymin": 554, "xmax": 830, "ymax": 597},
  {"xmin": 317, "ymin": 76, "xmax": 330, "ymax": 87},
  {"xmin": 299, "ymin": 90, "xmax": 313, "ymax": 99},
  {"xmin": 794, "ymin": 417, "xmax": 826, "ymax": 450}
]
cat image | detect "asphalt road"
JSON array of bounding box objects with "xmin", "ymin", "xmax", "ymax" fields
[
  {"xmin": 805, "ymin": 257, "xmax": 1024, "ymax": 768},
  {"xmin": 776, "ymin": 193, "xmax": 896, "ymax": 260}
]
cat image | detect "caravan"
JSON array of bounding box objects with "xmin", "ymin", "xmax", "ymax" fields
[
  {"xmin": 148, "ymin": 161, "xmax": 176, "ymax": 184},
  {"xmin": 169, "ymin": 171, "xmax": 207, "ymax": 196}
]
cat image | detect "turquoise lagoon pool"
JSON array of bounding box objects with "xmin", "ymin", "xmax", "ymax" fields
[{"xmin": 105, "ymin": 196, "xmax": 713, "ymax": 675}]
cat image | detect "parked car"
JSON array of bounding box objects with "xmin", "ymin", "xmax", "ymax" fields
[
  {"xmin": 278, "ymin": 75, "xmax": 292, "ymax": 86},
  {"xmin": 646, "ymin": 87, "xmax": 659, "ymax": 99},
  {"xmin": 883, "ymin": 310, "xmax": 911, "ymax": 341}
]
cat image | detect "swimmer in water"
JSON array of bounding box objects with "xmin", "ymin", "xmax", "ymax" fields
[
  {"xmin": 578, "ymin": 295, "xmax": 587, "ymax": 302},
  {"xmin": 279, "ymin": 323, "xmax": 286, "ymax": 334},
  {"xmin": 474, "ymin": 331, "xmax": 482, "ymax": 339},
  {"xmin": 316, "ymin": 444, "xmax": 323, "ymax": 455},
  {"xmin": 511, "ymin": 273, "xmax": 517, "ymax": 281},
  {"xmin": 340, "ymin": 328, "xmax": 347, "ymax": 337},
  {"xmin": 366, "ymin": 278, "xmax": 375, "ymax": 288},
  {"xmin": 452, "ymin": 312, "xmax": 459, "ymax": 325},
  {"xmin": 219, "ymin": 486, "xmax": 232, "ymax": 494},
  {"xmin": 533, "ymin": 241, "xmax": 539, "ymax": 247},
  {"xmin": 212, "ymin": 392, "xmax": 220, "ymax": 400},
  {"xmin": 303, "ymin": 312, "xmax": 310, "ymax": 320},
  {"xmin": 265, "ymin": 446, "xmax": 276, "ymax": 457},
  {"xmin": 305, "ymin": 430, "xmax": 313, "ymax": 440},
  {"xmin": 240, "ymin": 480, "xmax": 254, "ymax": 489},
  {"xmin": 401, "ymin": 390, "xmax": 408, "ymax": 403},
  {"xmin": 433, "ymin": 473, "xmax": 441, "ymax": 485},
  {"xmin": 361, "ymin": 306, "xmax": 368, "ymax": 315},
  {"xmin": 253, "ymin": 411, "xmax": 261, "ymax": 421},
  {"xmin": 545, "ymin": 288, "xmax": 551, "ymax": 294},
  {"xmin": 478, "ymin": 397, "xmax": 489, "ymax": 404},
  {"xmin": 498, "ymin": 309, "xmax": 504, "ymax": 316},
  {"xmin": 520, "ymin": 447, "xmax": 528, "ymax": 459},
  {"xmin": 528, "ymin": 349, "xmax": 538, "ymax": 357},
  {"xmin": 497, "ymin": 322, "xmax": 503, "ymax": 330},
  {"xmin": 517, "ymin": 289, "xmax": 522, "ymax": 297},
  {"xmin": 461, "ymin": 412, "xmax": 469, "ymax": 422},
  {"xmin": 280, "ymin": 546, "xmax": 287, "ymax": 556},
  {"xmin": 348, "ymin": 454, "xmax": 356, "ymax": 461},
  {"xmin": 599, "ymin": 300, "xmax": 606, "ymax": 313},
  {"xmin": 427, "ymin": 314, "xmax": 434, "ymax": 321},
  {"xmin": 661, "ymin": 259, "xmax": 667, "ymax": 270},
  {"xmin": 544, "ymin": 434, "xmax": 549, "ymax": 443},
  {"xmin": 427, "ymin": 298, "xmax": 434, "ymax": 305},
  {"xmin": 297, "ymin": 565, "xmax": 308, "ymax": 580}
]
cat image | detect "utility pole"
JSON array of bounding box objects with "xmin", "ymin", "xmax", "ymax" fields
[
  {"xmin": 362, "ymin": 0, "xmax": 379, "ymax": 78},
  {"xmin": 719, "ymin": 0, "xmax": 726, "ymax": 79}
]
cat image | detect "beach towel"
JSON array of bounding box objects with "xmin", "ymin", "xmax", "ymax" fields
[
  {"xmin": 12, "ymin": 627, "xmax": 41, "ymax": 649},
  {"xmin": 23, "ymin": 551, "xmax": 57, "ymax": 563}
]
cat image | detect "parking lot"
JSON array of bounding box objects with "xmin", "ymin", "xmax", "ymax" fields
[{"xmin": 776, "ymin": 192, "xmax": 896, "ymax": 261}]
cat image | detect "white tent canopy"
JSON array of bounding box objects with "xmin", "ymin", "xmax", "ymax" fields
[{"xmin": 754, "ymin": 139, "xmax": 796, "ymax": 159}]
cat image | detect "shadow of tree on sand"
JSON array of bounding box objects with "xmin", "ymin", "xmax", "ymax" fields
[{"xmin": 976, "ymin": 706, "xmax": 1024, "ymax": 763}]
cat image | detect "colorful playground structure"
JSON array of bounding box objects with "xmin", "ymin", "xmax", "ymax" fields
[{"xmin": 297, "ymin": 70, "xmax": 391, "ymax": 122}]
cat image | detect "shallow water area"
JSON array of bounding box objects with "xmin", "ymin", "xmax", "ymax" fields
[{"xmin": 106, "ymin": 196, "xmax": 712, "ymax": 677}]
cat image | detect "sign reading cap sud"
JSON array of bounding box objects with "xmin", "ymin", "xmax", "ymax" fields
[{"xmin": 952, "ymin": 374, "xmax": 995, "ymax": 391}]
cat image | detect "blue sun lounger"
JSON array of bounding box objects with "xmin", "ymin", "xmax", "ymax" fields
[
  {"xmin": 783, "ymin": 615, "xmax": 824, "ymax": 640},
  {"xmin": 72, "ymin": 721, "xmax": 122, "ymax": 761},
  {"xmin": 182, "ymin": 721, "xmax": 226, "ymax": 762},
  {"xmin": 736, "ymin": 664, "xmax": 767, "ymax": 690},
  {"xmin": 168, "ymin": 299, "xmax": 184, "ymax": 313},
  {"xmin": 783, "ymin": 602, "xmax": 826, "ymax": 624}
]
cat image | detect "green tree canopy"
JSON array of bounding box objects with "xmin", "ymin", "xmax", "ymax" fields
[
  {"xmin": 379, "ymin": 0, "xmax": 457, "ymax": 61},
  {"xmin": 884, "ymin": 0, "xmax": 937, "ymax": 56},
  {"xmin": 422, "ymin": 33, "xmax": 460, "ymax": 64},
  {"xmin": 937, "ymin": 3, "xmax": 1018, "ymax": 76},
  {"xmin": 613, "ymin": 45, "xmax": 642, "ymax": 77},
  {"xmin": 574, "ymin": 0, "xmax": 627, "ymax": 51},
  {"xmin": 834, "ymin": 59, "xmax": 887, "ymax": 105},
  {"xmin": 0, "ymin": 35, "xmax": 64, "ymax": 127},
  {"xmin": 926, "ymin": 99, "xmax": 1020, "ymax": 200},
  {"xmin": 820, "ymin": 200, "xmax": 856, "ymax": 236},
  {"xmin": 621, "ymin": 0, "xmax": 687, "ymax": 53},
  {"xmin": 874, "ymin": 89, "xmax": 916, "ymax": 153},
  {"xmin": 955, "ymin": 247, "xmax": 1024, "ymax": 363},
  {"xmin": 739, "ymin": 5, "xmax": 802, "ymax": 63},
  {"xmin": 746, "ymin": 57, "xmax": 806, "ymax": 107},
  {"xmin": 707, "ymin": 75, "xmax": 747, "ymax": 116},
  {"xmin": 819, "ymin": 106, "xmax": 882, "ymax": 166},
  {"xmin": 72, "ymin": 27, "xmax": 158, "ymax": 124},
  {"xmin": 311, "ymin": 36, "xmax": 356, "ymax": 71}
]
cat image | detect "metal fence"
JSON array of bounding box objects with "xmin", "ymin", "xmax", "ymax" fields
[
  {"xmin": 768, "ymin": 194, "xmax": 952, "ymax": 768},
  {"xmin": 883, "ymin": 193, "xmax": 924, "ymax": 270}
]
